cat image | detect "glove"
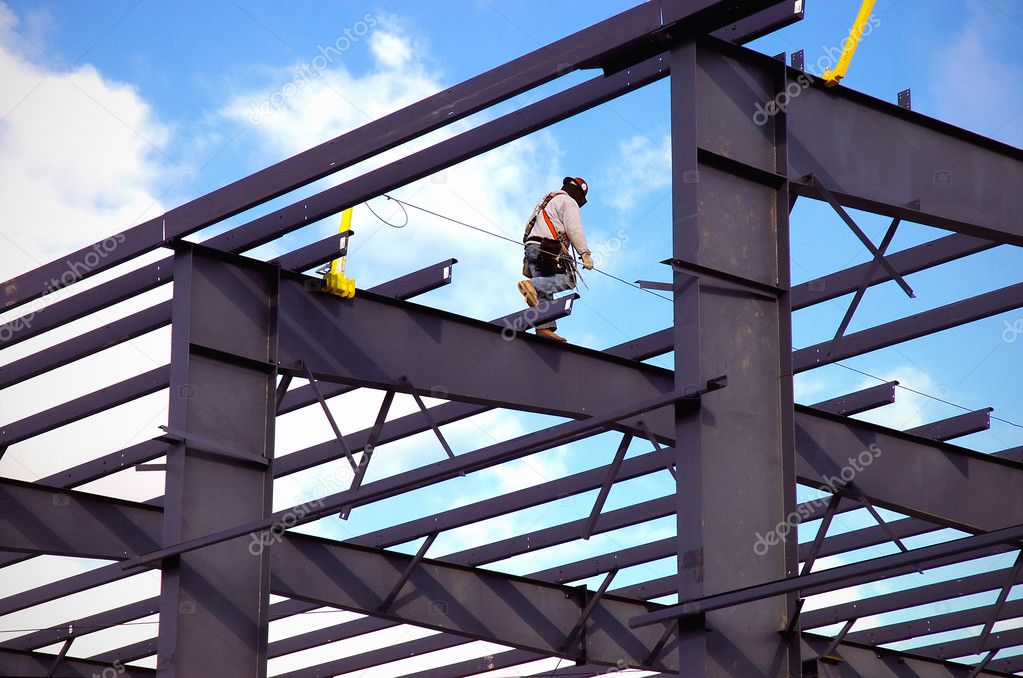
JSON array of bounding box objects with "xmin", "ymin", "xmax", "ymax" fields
[{"xmin": 581, "ymin": 252, "xmax": 594, "ymax": 270}]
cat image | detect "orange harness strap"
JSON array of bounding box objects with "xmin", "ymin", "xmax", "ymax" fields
[{"xmin": 540, "ymin": 191, "xmax": 564, "ymax": 241}]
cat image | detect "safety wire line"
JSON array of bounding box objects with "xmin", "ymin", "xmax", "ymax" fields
[
  {"xmin": 380, "ymin": 194, "xmax": 672, "ymax": 302},
  {"xmin": 374, "ymin": 193, "xmax": 1023, "ymax": 431}
]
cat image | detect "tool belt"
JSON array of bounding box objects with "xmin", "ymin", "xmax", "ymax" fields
[{"xmin": 524, "ymin": 236, "xmax": 568, "ymax": 278}]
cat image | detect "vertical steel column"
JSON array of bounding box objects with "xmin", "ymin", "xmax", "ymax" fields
[
  {"xmin": 670, "ymin": 41, "xmax": 799, "ymax": 675},
  {"xmin": 157, "ymin": 245, "xmax": 278, "ymax": 677}
]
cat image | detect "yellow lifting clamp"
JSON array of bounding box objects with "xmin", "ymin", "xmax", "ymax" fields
[
  {"xmin": 822, "ymin": 0, "xmax": 876, "ymax": 87},
  {"xmin": 322, "ymin": 208, "xmax": 356, "ymax": 298}
]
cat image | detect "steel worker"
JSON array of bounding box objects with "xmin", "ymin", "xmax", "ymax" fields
[{"xmin": 517, "ymin": 176, "xmax": 594, "ymax": 342}]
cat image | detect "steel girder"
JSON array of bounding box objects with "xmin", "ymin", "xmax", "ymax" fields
[
  {"xmin": 793, "ymin": 406, "xmax": 1023, "ymax": 534},
  {"xmin": 0, "ymin": 648, "xmax": 156, "ymax": 678}
]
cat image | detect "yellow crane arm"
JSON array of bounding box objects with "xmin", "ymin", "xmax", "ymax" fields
[{"xmin": 822, "ymin": 0, "xmax": 876, "ymax": 87}]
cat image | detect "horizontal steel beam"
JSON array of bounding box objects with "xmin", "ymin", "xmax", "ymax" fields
[
  {"xmin": 810, "ymin": 381, "xmax": 897, "ymax": 416},
  {"xmin": 0, "ymin": 477, "xmax": 162, "ymax": 559},
  {"xmin": 354, "ymin": 450, "xmax": 672, "ymax": 550},
  {"xmin": 912, "ymin": 626, "xmax": 1023, "ymax": 661},
  {"xmin": 631, "ymin": 520, "xmax": 1023, "ymax": 627},
  {"xmin": 0, "ymin": 301, "xmax": 170, "ymax": 390},
  {"xmin": 802, "ymin": 555, "xmax": 1023, "ymax": 630},
  {"xmin": 0, "ymin": 598, "xmax": 159, "ymax": 651},
  {"xmin": 271, "ymin": 260, "xmax": 675, "ymax": 425},
  {"xmin": 793, "ymin": 282, "xmax": 1023, "ymax": 372},
  {"xmin": 791, "ymin": 233, "xmax": 996, "ymax": 311},
  {"xmin": 270, "ymin": 532, "xmax": 677, "ymax": 671},
  {"xmin": 119, "ymin": 384, "xmax": 700, "ymax": 570},
  {"xmin": 0, "ymin": 648, "xmax": 155, "ymax": 678},
  {"xmin": 367, "ymin": 258, "xmax": 455, "ymax": 301},
  {"xmin": 794, "ymin": 406, "xmax": 1023, "ymax": 533},
  {"xmin": 0, "ymin": 366, "xmax": 169, "ymax": 448},
  {"xmin": 906, "ymin": 408, "xmax": 993, "ymax": 442},
  {"xmin": 800, "ymin": 635, "xmax": 1010, "ymax": 678},
  {"xmin": 846, "ymin": 598, "xmax": 1023, "ymax": 647}
]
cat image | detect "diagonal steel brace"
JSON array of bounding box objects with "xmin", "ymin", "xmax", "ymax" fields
[
  {"xmin": 833, "ymin": 217, "xmax": 902, "ymax": 339},
  {"xmin": 581, "ymin": 433, "xmax": 633, "ymax": 540},
  {"xmin": 976, "ymin": 549, "xmax": 1023, "ymax": 653},
  {"xmin": 561, "ymin": 568, "xmax": 619, "ymax": 652},
  {"xmin": 808, "ymin": 175, "xmax": 915, "ymax": 299},
  {"xmin": 379, "ymin": 531, "xmax": 439, "ymax": 612},
  {"xmin": 786, "ymin": 492, "xmax": 843, "ymax": 635},
  {"xmin": 299, "ymin": 360, "xmax": 358, "ymax": 473},
  {"xmin": 400, "ymin": 375, "xmax": 456, "ymax": 460},
  {"xmin": 340, "ymin": 390, "xmax": 395, "ymax": 520}
]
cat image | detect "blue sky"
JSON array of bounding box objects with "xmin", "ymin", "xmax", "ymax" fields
[{"xmin": 1, "ymin": 1, "xmax": 1023, "ymax": 674}]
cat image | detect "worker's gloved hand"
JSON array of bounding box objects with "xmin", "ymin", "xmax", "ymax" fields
[{"xmin": 581, "ymin": 252, "xmax": 594, "ymax": 270}]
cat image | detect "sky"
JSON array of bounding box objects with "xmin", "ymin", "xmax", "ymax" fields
[{"xmin": 1, "ymin": 0, "xmax": 1023, "ymax": 675}]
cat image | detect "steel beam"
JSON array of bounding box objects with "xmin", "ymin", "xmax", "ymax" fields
[
  {"xmin": 794, "ymin": 406, "xmax": 1023, "ymax": 534},
  {"xmin": 272, "ymin": 259, "xmax": 676, "ymax": 426},
  {"xmin": 0, "ymin": 598, "xmax": 159, "ymax": 652},
  {"xmin": 793, "ymin": 283, "xmax": 1023, "ymax": 372},
  {"xmin": 0, "ymin": 648, "xmax": 155, "ymax": 678},
  {"xmin": 670, "ymin": 38, "xmax": 800, "ymax": 675},
  {"xmin": 802, "ymin": 559, "xmax": 1023, "ymax": 630},
  {"xmin": 367, "ymin": 258, "xmax": 455, "ymax": 301},
  {"xmin": 748, "ymin": 28, "xmax": 1023, "ymax": 247},
  {"xmin": 0, "ymin": 477, "xmax": 161, "ymax": 559},
  {"xmin": 269, "ymin": 532, "xmax": 677, "ymax": 672},
  {"xmin": 791, "ymin": 233, "xmax": 996, "ymax": 311},
  {"xmin": 799, "ymin": 635, "xmax": 1011, "ymax": 678},
  {"xmin": 0, "ymin": 366, "xmax": 169, "ymax": 448},
  {"xmin": 846, "ymin": 598, "xmax": 1023, "ymax": 647},
  {"xmin": 119, "ymin": 382, "xmax": 705, "ymax": 571},
  {"xmin": 631, "ymin": 521, "xmax": 1023, "ymax": 627},
  {"xmin": 912, "ymin": 627, "xmax": 1023, "ymax": 661},
  {"xmin": 0, "ymin": 301, "xmax": 170, "ymax": 390},
  {"xmin": 0, "ymin": 45, "xmax": 665, "ymax": 351},
  {"xmin": 905, "ymin": 409, "xmax": 993, "ymax": 442},
  {"xmin": 353, "ymin": 449, "xmax": 672, "ymax": 550},
  {"xmin": 811, "ymin": 381, "xmax": 897, "ymax": 416},
  {"xmin": 155, "ymin": 244, "xmax": 278, "ymax": 678}
]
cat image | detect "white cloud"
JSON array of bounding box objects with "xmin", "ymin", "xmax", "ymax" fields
[
  {"xmin": 852, "ymin": 365, "xmax": 947, "ymax": 431},
  {"xmin": 219, "ymin": 20, "xmax": 564, "ymax": 321},
  {"xmin": 602, "ymin": 133, "xmax": 670, "ymax": 211},
  {"xmin": 0, "ymin": 3, "xmax": 174, "ymax": 280},
  {"xmin": 370, "ymin": 29, "xmax": 415, "ymax": 71},
  {"xmin": 931, "ymin": 4, "xmax": 1023, "ymax": 145}
]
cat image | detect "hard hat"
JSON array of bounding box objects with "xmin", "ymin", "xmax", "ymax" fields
[{"xmin": 562, "ymin": 176, "xmax": 588, "ymax": 206}]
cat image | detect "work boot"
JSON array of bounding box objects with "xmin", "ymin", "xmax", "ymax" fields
[
  {"xmin": 517, "ymin": 280, "xmax": 538, "ymax": 307},
  {"xmin": 536, "ymin": 327, "xmax": 567, "ymax": 342}
]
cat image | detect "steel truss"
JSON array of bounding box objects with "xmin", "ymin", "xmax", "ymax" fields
[{"xmin": 2, "ymin": 1, "xmax": 1022, "ymax": 676}]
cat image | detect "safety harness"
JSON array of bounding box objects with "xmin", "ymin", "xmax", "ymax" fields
[{"xmin": 522, "ymin": 191, "xmax": 576, "ymax": 283}]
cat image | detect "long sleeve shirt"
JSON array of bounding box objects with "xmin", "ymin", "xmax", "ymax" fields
[{"xmin": 524, "ymin": 192, "xmax": 590, "ymax": 254}]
